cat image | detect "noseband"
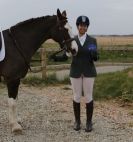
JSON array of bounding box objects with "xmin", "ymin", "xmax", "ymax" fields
[
  {"xmin": 49, "ymin": 37, "xmax": 76, "ymax": 61},
  {"xmin": 62, "ymin": 38, "xmax": 75, "ymax": 47}
]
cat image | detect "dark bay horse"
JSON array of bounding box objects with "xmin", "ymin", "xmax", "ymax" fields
[{"xmin": 0, "ymin": 9, "xmax": 78, "ymax": 133}]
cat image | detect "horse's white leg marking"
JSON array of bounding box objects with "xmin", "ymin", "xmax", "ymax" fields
[{"xmin": 8, "ymin": 98, "xmax": 22, "ymax": 132}]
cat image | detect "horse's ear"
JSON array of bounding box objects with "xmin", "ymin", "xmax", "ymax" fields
[
  {"xmin": 57, "ymin": 9, "xmax": 62, "ymax": 20},
  {"xmin": 62, "ymin": 10, "xmax": 67, "ymax": 17}
]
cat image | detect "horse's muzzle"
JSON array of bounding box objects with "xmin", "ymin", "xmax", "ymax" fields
[{"xmin": 71, "ymin": 49, "xmax": 77, "ymax": 56}]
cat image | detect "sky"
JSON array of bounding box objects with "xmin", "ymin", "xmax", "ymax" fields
[{"xmin": 0, "ymin": 0, "xmax": 133, "ymax": 35}]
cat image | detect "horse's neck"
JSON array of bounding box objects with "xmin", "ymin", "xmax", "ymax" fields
[{"xmin": 13, "ymin": 16, "xmax": 56, "ymax": 60}]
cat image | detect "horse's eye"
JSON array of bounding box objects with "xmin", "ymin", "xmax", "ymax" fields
[
  {"xmin": 65, "ymin": 28, "xmax": 68, "ymax": 32},
  {"xmin": 59, "ymin": 26, "xmax": 64, "ymax": 31},
  {"xmin": 59, "ymin": 27, "xmax": 62, "ymax": 30}
]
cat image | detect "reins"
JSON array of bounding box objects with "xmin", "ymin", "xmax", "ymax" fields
[
  {"xmin": 49, "ymin": 37, "xmax": 75, "ymax": 59},
  {"xmin": 9, "ymin": 28, "xmax": 39, "ymax": 73},
  {"xmin": 62, "ymin": 38, "xmax": 75, "ymax": 46},
  {"xmin": 8, "ymin": 28, "xmax": 75, "ymax": 73}
]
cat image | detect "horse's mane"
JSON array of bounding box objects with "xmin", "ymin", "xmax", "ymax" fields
[{"xmin": 12, "ymin": 15, "xmax": 56, "ymax": 28}]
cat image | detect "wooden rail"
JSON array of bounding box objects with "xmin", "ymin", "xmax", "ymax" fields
[{"xmin": 31, "ymin": 47, "xmax": 133, "ymax": 78}]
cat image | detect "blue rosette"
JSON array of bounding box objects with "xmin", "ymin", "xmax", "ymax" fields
[{"xmin": 87, "ymin": 44, "xmax": 96, "ymax": 51}]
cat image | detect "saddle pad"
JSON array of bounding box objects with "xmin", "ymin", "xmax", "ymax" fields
[
  {"xmin": 0, "ymin": 32, "xmax": 5, "ymax": 62},
  {"xmin": 0, "ymin": 33, "xmax": 1, "ymax": 51}
]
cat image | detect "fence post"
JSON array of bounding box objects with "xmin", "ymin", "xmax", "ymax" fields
[{"xmin": 40, "ymin": 47, "xmax": 47, "ymax": 79}]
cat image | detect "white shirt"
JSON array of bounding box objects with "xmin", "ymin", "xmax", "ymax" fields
[{"xmin": 78, "ymin": 33, "xmax": 87, "ymax": 46}]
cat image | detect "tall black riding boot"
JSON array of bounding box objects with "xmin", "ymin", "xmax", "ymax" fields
[
  {"xmin": 73, "ymin": 101, "xmax": 80, "ymax": 131},
  {"xmin": 85, "ymin": 100, "xmax": 93, "ymax": 132}
]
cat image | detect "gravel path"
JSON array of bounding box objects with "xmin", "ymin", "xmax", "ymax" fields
[{"xmin": 0, "ymin": 85, "xmax": 133, "ymax": 142}]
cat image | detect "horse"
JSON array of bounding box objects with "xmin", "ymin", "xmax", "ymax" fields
[{"xmin": 0, "ymin": 9, "xmax": 78, "ymax": 133}]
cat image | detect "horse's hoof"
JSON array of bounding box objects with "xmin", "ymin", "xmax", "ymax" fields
[
  {"xmin": 11, "ymin": 123, "xmax": 22, "ymax": 133},
  {"xmin": 17, "ymin": 117, "xmax": 22, "ymax": 124}
]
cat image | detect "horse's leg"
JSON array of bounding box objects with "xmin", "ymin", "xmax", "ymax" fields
[{"xmin": 7, "ymin": 79, "xmax": 22, "ymax": 133}]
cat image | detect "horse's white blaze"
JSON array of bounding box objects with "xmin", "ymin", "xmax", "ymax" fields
[{"xmin": 65, "ymin": 23, "xmax": 78, "ymax": 56}]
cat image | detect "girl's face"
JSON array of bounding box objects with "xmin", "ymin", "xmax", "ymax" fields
[{"xmin": 77, "ymin": 23, "xmax": 88, "ymax": 36}]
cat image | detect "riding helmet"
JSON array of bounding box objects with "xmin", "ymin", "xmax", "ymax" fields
[{"xmin": 76, "ymin": 16, "xmax": 90, "ymax": 27}]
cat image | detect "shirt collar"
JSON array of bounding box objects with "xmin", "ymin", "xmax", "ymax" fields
[
  {"xmin": 78, "ymin": 33, "xmax": 87, "ymax": 46},
  {"xmin": 78, "ymin": 33, "xmax": 87, "ymax": 40}
]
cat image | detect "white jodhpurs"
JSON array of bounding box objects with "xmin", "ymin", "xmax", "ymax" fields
[{"xmin": 70, "ymin": 77, "xmax": 95, "ymax": 103}]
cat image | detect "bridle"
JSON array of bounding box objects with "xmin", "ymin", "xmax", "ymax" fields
[
  {"xmin": 49, "ymin": 37, "xmax": 76, "ymax": 60},
  {"xmin": 8, "ymin": 23, "xmax": 76, "ymax": 73},
  {"xmin": 51, "ymin": 20, "xmax": 76, "ymax": 57},
  {"xmin": 61, "ymin": 38, "xmax": 75, "ymax": 48},
  {"xmin": 56, "ymin": 18, "xmax": 76, "ymax": 53}
]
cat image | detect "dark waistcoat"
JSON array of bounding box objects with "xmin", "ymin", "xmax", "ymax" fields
[{"xmin": 70, "ymin": 35, "xmax": 98, "ymax": 78}]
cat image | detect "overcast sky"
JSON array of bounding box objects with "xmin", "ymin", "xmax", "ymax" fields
[{"xmin": 0, "ymin": 0, "xmax": 133, "ymax": 35}]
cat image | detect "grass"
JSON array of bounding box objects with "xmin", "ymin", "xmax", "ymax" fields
[
  {"xmin": 21, "ymin": 67, "xmax": 133, "ymax": 103},
  {"xmin": 98, "ymin": 50, "xmax": 133, "ymax": 62},
  {"xmin": 22, "ymin": 73, "xmax": 70, "ymax": 86},
  {"xmin": 94, "ymin": 67, "xmax": 133, "ymax": 102}
]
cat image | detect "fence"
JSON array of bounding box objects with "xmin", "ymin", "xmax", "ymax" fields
[{"xmin": 32, "ymin": 47, "xmax": 133, "ymax": 78}]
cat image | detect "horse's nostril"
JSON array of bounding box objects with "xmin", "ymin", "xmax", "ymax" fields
[{"xmin": 71, "ymin": 49, "xmax": 76, "ymax": 55}]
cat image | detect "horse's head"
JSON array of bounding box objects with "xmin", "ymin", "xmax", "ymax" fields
[{"xmin": 50, "ymin": 9, "xmax": 78, "ymax": 56}]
